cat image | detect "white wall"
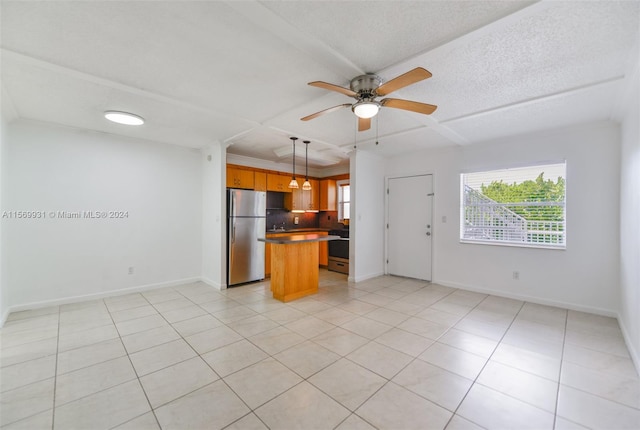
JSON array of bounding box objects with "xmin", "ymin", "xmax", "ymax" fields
[
  {"xmin": 386, "ymin": 121, "xmax": 621, "ymax": 315},
  {"xmin": 619, "ymin": 63, "xmax": 640, "ymax": 367},
  {"xmin": 4, "ymin": 120, "xmax": 203, "ymax": 309},
  {"xmin": 0, "ymin": 114, "xmax": 5, "ymax": 323},
  {"xmin": 201, "ymin": 142, "xmax": 227, "ymax": 289},
  {"xmin": 350, "ymin": 149, "xmax": 386, "ymax": 282},
  {"xmin": 0, "ymin": 106, "xmax": 9, "ymax": 323},
  {"xmin": 1, "ymin": 83, "xmax": 19, "ymax": 324}
]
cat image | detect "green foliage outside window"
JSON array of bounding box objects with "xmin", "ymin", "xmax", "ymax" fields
[{"xmin": 480, "ymin": 173, "xmax": 565, "ymax": 222}]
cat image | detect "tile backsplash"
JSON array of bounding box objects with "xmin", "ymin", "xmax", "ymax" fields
[
  {"xmin": 266, "ymin": 209, "xmax": 319, "ymax": 231},
  {"xmin": 264, "ymin": 191, "xmax": 346, "ymax": 231},
  {"xmin": 319, "ymin": 211, "xmax": 346, "ymax": 230}
]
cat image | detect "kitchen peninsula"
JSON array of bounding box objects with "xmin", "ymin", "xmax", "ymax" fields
[{"xmin": 259, "ymin": 233, "xmax": 339, "ymax": 302}]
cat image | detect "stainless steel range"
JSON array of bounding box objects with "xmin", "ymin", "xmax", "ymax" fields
[{"xmin": 328, "ymin": 229, "xmax": 349, "ymax": 274}]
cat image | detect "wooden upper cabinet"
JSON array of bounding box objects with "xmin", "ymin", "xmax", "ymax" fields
[
  {"xmin": 267, "ymin": 173, "xmax": 293, "ymax": 193},
  {"xmin": 307, "ymin": 179, "xmax": 320, "ymax": 211},
  {"xmin": 227, "ymin": 167, "xmax": 254, "ymax": 189},
  {"xmin": 285, "ymin": 179, "xmax": 320, "ymax": 211},
  {"xmin": 320, "ymin": 179, "xmax": 337, "ymax": 211},
  {"xmin": 225, "ymin": 166, "xmax": 342, "ymax": 209},
  {"xmin": 254, "ymin": 171, "xmax": 267, "ymax": 191},
  {"xmin": 284, "ymin": 188, "xmax": 303, "ymax": 211}
]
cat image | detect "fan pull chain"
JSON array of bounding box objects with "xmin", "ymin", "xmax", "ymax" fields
[{"xmin": 353, "ymin": 117, "xmax": 357, "ymax": 150}]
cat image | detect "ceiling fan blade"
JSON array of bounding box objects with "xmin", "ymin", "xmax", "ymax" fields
[
  {"xmin": 381, "ymin": 98, "xmax": 437, "ymax": 115},
  {"xmin": 358, "ymin": 117, "xmax": 371, "ymax": 132},
  {"xmin": 308, "ymin": 81, "xmax": 358, "ymax": 98},
  {"xmin": 375, "ymin": 67, "xmax": 432, "ymax": 96},
  {"xmin": 301, "ymin": 104, "xmax": 352, "ymax": 121}
]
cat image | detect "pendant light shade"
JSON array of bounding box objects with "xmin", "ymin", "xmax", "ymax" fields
[
  {"xmin": 289, "ymin": 137, "xmax": 299, "ymax": 189},
  {"xmin": 302, "ymin": 140, "xmax": 312, "ymax": 191}
]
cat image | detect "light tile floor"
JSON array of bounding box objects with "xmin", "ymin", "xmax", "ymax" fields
[{"xmin": 1, "ymin": 270, "xmax": 639, "ymax": 429}]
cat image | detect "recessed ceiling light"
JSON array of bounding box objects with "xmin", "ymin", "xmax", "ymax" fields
[{"xmin": 104, "ymin": 111, "xmax": 145, "ymax": 126}]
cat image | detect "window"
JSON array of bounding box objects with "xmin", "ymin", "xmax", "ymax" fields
[
  {"xmin": 337, "ymin": 180, "xmax": 350, "ymax": 221},
  {"xmin": 460, "ymin": 162, "xmax": 566, "ymax": 248}
]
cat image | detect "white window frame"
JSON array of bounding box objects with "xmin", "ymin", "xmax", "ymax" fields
[
  {"xmin": 337, "ymin": 180, "xmax": 350, "ymax": 222},
  {"xmin": 460, "ymin": 162, "xmax": 566, "ymax": 249}
]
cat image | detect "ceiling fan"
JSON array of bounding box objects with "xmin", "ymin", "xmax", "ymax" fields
[{"xmin": 301, "ymin": 67, "xmax": 437, "ymax": 131}]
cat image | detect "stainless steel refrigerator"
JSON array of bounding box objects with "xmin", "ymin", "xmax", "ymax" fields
[{"xmin": 227, "ymin": 189, "xmax": 266, "ymax": 286}]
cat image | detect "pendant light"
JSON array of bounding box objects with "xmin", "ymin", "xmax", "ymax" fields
[
  {"xmin": 302, "ymin": 140, "xmax": 312, "ymax": 190},
  {"xmin": 288, "ymin": 137, "xmax": 299, "ymax": 189}
]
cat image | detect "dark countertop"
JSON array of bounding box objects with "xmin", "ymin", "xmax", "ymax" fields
[
  {"xmin": 259, "ymin": 234, "xmax": 340, "ymax": 244},
  {"xmin": 266, "ymin": 228, "xmax": 332, "ymax": 234}
]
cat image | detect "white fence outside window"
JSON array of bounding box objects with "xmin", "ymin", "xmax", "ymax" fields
[{"xmin": 461, "ymin": 163, "xmax": 566, "ymax": 249}]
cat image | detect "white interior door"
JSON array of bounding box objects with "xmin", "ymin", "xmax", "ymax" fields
[{"xmin": 387, "ymin": 175, "xmax": 433, "ymax": 281}]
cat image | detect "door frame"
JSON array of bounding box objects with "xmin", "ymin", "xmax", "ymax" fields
[{"xmin": 384, "ymin": 173, "xmax": 435, "ymax": 280}]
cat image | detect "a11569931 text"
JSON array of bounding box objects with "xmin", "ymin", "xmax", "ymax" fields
[{"xmin": 2, "ymin": 210, "xmax": 129, "ymax": 219}]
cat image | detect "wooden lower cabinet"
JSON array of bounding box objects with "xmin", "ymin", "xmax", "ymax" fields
[
  {"xmin": 270, "ymin": 241, "xmax": 319, "ymax": 302},
  {"xmin": 265, "ymin": 231, "xmax": 329, "ymax": 276},
  {"xmin": 264, "ymin": 232, "xmax": 290, "ymax": 277},
  {"xmin": 317, "ymin": 232, "xmax": 328, "ymax": 266},
  {"xmin": 265, "ymin": 242, "xmax": 272, "ymax": 277}
]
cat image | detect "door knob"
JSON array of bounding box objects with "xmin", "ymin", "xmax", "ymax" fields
[{"xmin": 426, "ymin": 232, "xmax": 431, "ymax": 236}]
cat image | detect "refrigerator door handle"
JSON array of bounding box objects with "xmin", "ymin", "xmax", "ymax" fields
[
  {"xmin": 230, "ymin": 192, "xmax": 236, "ymax": 218},
  {"xmin": 231, "ymin": 219, "xmax": 236, "ymax": 243}
]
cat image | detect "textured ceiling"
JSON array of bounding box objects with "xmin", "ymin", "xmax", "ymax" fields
[{"xmin": 1, "ymin": 1, "xmax": 638, "ymax": 169}]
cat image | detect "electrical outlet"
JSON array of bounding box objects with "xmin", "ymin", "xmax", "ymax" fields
[
  {"xmin": 128, "ymin": 266, "xmax": 134, "ymax": 275},
  {"xmin": 512, "ymin": 271, "xmax": 519, "ymax": 280},
  {"xmin": 294, "ymin": 216, "xmax": 299, "ymax": 225}
]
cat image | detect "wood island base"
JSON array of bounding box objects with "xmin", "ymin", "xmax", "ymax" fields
[
  {"xmin": 270, "ymin": 241, "xmax": 319, "ymax": 302},
  {"xmin": 260, "ymin": 233, "xmax": 339, "ymax": 303}
]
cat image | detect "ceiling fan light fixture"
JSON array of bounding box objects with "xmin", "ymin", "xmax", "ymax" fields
[
  {"xmin": 303, "ymin": 68, "xmax": 436, "ymax": 131},
  {"xmin": 352, "ymin": 101, "xmax": 379, "ymax": 119},
  {"xmin": 104, "ymin": 111, "xmax": 144, "ymax": 125}
]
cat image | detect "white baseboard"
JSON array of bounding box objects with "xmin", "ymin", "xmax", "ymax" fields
[
  {"xmin": 617, "ymin": 313, "xmax": 640, "ymax": 377},
  {"xmin": 433, "ymin": 278, "xmax": 618, "ymax": 318},
  {"xmin": 4, "ymin": 277, "xmax": 202, "ymax": 319},
  {"xmin": 200, "ymin": 276, "xmax": 226, "ymax": 291},
  {"xmin": 350, "ymin": 271, "xmax": 385, "ymax": 283},
  {"xmin": 1, "ymin": 307, "xmax": 10, "ymax": 328}
]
